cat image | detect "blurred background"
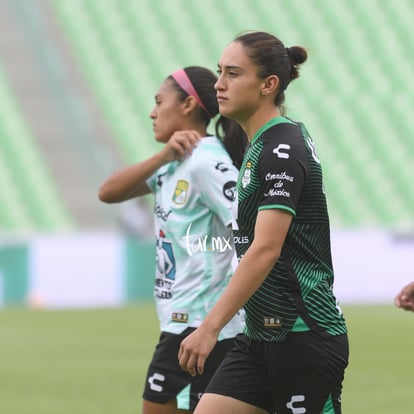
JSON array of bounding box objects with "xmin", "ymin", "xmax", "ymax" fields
[
  {"xmin": 1, "ymin": 1, "xmax": 414, "ymax": 414},
  {"xmin": 0, "ymin": 0, "xmax": 413, "ymax": 308}
]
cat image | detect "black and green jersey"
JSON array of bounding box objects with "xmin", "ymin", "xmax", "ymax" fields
[{"xmin": 233, "ymin": 116, "xmax": 347, "ymax": 342}]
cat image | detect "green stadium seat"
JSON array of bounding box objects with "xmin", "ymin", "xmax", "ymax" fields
[
  {"xmin": 0, "ymin": 66, "xmax": 74, "ymax": 233},
  {"xmin": 49, "ymin": 0, "xmax": 414, "ymax": 231}
]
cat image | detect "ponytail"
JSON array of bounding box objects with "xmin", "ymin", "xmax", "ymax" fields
[{"xmin": 215, "ymin": 116, "xmax": 247, "ymax": 169}]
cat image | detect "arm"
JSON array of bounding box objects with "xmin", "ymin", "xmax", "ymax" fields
[
  {"xmin": 394, "ymin": 281, "xmax": 414, "ymax": 312},
  {"xmin": 98, "ymin": 130, "xmax": 201, "ymax": 203},
  {"xmin": 98, "ymin": 151, "xmax": 165, "ymax": 202},
  {"xmin": 178, "ymin": 208, "xmax": 292, "ymax": 376}
]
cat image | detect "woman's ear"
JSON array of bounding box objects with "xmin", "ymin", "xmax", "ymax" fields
[
  {"xmin": 261, "ymin": 75, "xmax": 280, "ymax": 96},
  {"xmin": 182, "ymin": 96, "xmax": 198, "ymax": 115}
]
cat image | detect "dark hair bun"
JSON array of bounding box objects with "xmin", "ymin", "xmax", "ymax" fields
[
  {"xmin": 287, "ymin": 46, "xmax": 307, "ymax": 65},
  {"xmin": 286, "ymin": 46, "xmax": 307, "ymax": 80}
]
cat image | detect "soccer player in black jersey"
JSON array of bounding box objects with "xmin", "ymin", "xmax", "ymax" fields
[{"xmin": 179, "ymin": 31, "xmax": 349, "ymax": 414}]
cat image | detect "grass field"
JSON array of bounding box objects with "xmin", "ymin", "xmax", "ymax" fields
[{"xmin": 0, "ymin": 303, "xmax": 413, "ymax": 414}]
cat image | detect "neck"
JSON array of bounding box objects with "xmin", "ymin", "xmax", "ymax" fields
[
  {"xmin": 183, "ymin": 121, "xmax": 207, "ymax": 137},
  {"xmin": 242, "ymin": 107, "xmax": 280, "ymax": 141}
]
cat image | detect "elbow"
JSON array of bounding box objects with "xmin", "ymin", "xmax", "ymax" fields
[
  {"xmin": 260, "ymin": 243, "xmax": 282, "ymax": 268},
  {"xmin": 247, "ymin": 243, "xmax": 281, "ymax": 270},
  {"xmin": 264, "ymin": 246, "xmax": 281, "ymax": 267}
]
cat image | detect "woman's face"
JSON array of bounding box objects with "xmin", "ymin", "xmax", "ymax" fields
[
  {"xmin": 150, "ymin": 79, "xmax": 185, "ymax": 143},
  {"xmin": 215, "ymin": 41, "xmax": 264, "ymax": 123}
]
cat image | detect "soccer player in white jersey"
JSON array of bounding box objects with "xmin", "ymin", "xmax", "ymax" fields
[{"xmin": 99, "ymin": 66, "xmax": 247, "ymax": 414}]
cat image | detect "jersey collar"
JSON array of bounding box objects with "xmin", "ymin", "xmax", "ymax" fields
[{"xmin": 251, "ymin": 116, "xmax": 293, "ymax": 144}]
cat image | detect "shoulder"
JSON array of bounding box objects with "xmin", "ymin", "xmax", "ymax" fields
[
  {"xmin": 192, "ymin": 136, "xmax": 226, "ymax": 157},
  {"xmin": 189, "ymin": 136, "xmax": 237, "ymax": 172},
  {"xmin": 253, "ymin": 120, "xmax": 310, "ymax": 176},
  {"xmin": 147, "ymin": 162, "xmax": 177, "ymax": 192},
  {"xmin": 260, "ymin": 120, "xmax": 307, "ymax": 158},
  {"xmin": 262, "ymin": 121, "xmax": 302, "ymax": 144}
]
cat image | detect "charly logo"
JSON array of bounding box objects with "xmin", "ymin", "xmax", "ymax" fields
[
  {"xmin": 148, "ymin": 372, "xmax": 165, "ymax": 392},
  {"xmin": 215, "ymin": 161, "xmax": 229, "ymax": 173},
  {"xmin": 156, "ymin": 171, "xmax": 167, "ymax": 187},
  {"xmin": 182, "ymin": 223, "xmax": 233, "ymax": 256},
  {"xmin": 172, "ymin": 180, "xmax": 189, "ymax": 205},
  {"xmin": 273, "ymin": 143, "xmax": 291, "ymax": 159},
  {"xmin": 286, "ymin": 394, "xmax": 306, "ymax": 413}
]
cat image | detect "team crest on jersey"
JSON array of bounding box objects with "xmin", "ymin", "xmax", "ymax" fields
[
  {"xmin": 241, "ymin": 161, "xmax": 252, "ymax": 188},
  {"xmin": 172, "ymin": 180, "xmax": 189, "ymax": 205}
]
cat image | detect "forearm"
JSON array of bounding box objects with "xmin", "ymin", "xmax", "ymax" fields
[
  {"xmin": 98, "ymin": 151, "xmax": 167, "ymax": 203},
  {"xmin": 178, "ymin": 210, "xmax": 291, "ymax": 375},
  {"xmin": 200, "ymin": 243, "xmax": 279, "ymax": 336}
]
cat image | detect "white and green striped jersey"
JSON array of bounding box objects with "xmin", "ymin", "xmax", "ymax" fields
[{"xmin": 147, "ymin": 136, "xmax": 244, "ymax": 339}]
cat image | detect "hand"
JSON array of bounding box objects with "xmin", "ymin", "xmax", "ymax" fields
[
  {"xmin": 178, "ymin": 326, "xmax": 218, "ymax": 377},
  {"xmin": 395, "ymin": 281, "xmax": 414, "ymax": 312},
  {"xmin": 161, "ymin": 130, "xmax": 201, "ymax": 162}
]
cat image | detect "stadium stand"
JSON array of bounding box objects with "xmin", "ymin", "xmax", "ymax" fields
[
  {"xmin": 0, "ymin": 65, "xmax": 73, "ymax": 233},
  {"xmin": 0, "ymin": 0, "xmax": 130, "ymax": 233},
  {"xmin": 1, "ymin": 0, "xmax": 413, "ymax": 232},
  {"xmin": 51, "ymin": 0, "xmax": 164, "ymax": 163}
]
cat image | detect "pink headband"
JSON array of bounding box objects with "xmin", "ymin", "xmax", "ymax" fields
[{"xmin": 171, "ymin": 69, "xmax": 212, "ymax": 118}]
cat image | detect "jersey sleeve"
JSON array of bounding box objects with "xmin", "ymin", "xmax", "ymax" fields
[
  {"xmin": 191, "ymin": 153, "xmax": 238, "ymax": 227},
  {"xmin": 257, "ymin": 124, "xmax": 309, "ymax": 215},
  {"xmin": 146, "ymin": 171, "xmax": 157, "ymax": 193}
]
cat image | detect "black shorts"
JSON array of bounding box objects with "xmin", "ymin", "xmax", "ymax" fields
[
  {"xmin": 142, "ymin": 327, "xmax": 236, "ymax": 410},
  {"xmin": 205, "ymin": 331, "xmax": 349, "ymax": 414}
]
